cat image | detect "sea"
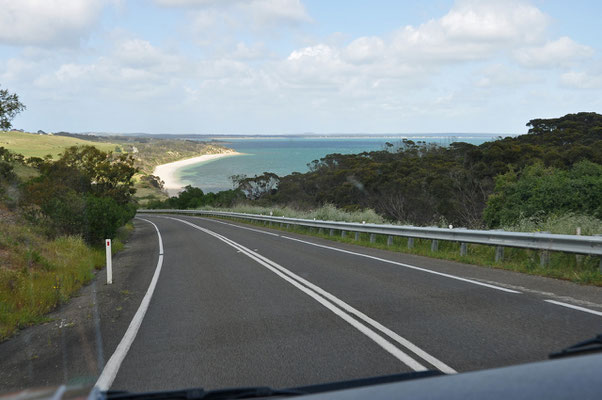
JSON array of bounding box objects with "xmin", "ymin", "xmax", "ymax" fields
[{"xmin": 177, "ymin": 135, "xmax": 505, "ymax": 193}]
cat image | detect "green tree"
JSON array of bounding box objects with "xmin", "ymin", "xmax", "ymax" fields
[
  {"xmin": 483, "ymin": 161, "xmax": 602, "ymax": 227},
  {"xmin": 23, "ymin": 146, "xmax": 138, "ymax": 244},
  {"xmin": 0, "ymin": 85, "xmax": 26, "ymax": 131}
]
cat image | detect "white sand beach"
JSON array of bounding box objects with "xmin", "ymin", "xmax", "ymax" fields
[{"xmin": 153, "ymin": 151, "xmax": 242, "ymax": 196}]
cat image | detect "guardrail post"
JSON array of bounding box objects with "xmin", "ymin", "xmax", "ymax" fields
[
  {"xmin": 431, "ymin": 240, "xmax": 438, "ymax": 252},
  {"xmin": 370, "ymin": 234, "xmax": 376, "ymax": 243},
  {"xmin": 495, "ymin": 246, "xmax": 504, "ymax": 262},
  {"xmin": 329, "ymin": 229, "xmax": 334, "ymax": 236},
  {"xmin": 576, "ymin": 228, "xmax": 583, "ymax": 265},
  {"xmin": 599, "ymin": 257, "xmax": 602, "ymax": 274},
  {"xmin": 341, "ymin": 231, "xmax": 346, "ymax": 238},
  {"xmin": 408, "ymin": 237, "xmax": 414, "ymax": 249},
  {"xmin": 387, "ymin": 235, "xmax": 393, "ymax": 246},
  {"xmin": 354, "ymin": 232, "xmax": 359, "ymax": 241},
  {"xmin": 460, "ymin": 242, "xmax": 467, "ymax": 256},
  {"xmin": 319, "ymin": 228, "xmax": 324, "ymax": 234},
  {"xmin": 540, "ymin": 250, "xmax": 550, "ymax": 267},
  {"xmin": 286, "ymin": 223, "xmax": 290, "ymax": 229}
]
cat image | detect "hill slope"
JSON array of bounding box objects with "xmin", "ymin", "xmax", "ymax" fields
[{"xmin": 0, "ymin": 131, "xmax": 117, "ymax": 158}]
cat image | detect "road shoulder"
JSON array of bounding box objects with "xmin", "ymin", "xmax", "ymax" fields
[{"xmin": 0, "ymin": 219, "xmax": 158, "ymax": 393}]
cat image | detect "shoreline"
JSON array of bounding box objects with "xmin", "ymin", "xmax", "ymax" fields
[{"xmin": 153, "ymin": 151, "xmax": 243, "ymax": 196}]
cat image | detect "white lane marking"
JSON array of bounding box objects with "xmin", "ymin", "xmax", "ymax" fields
[
  {"xmin": 203, "ymin": 217, "xmax": 280, "ymax": 236},
  {"xmin": 184, "ymin": 215, "xmax": 520, "ymax": 295},
  {"xmin": 281, "ymin": 236, "xmax": 521, "ymax": 294},
  {"xmin": 199, "ymin": 217, "xmax": 602, "ymax": 321},
  {"xmin": 544, "ymin": 300, "xmax": 602, "ymax": 317},
  {"xmin": 95, "ymin": 218, "xmax": 165, "ymax": 391},
  {"xmin": 168, "ymin": 216, "xmax": 456, "ymax": 373}
]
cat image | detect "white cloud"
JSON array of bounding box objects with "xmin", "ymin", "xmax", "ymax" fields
[
  {"xmin": 156, "ymin": 0, "xmax": 310, "ymax": 26},
  {"xmin": 438, "ymin": 0, "xmax": 548, "ymax": 43},
  {"xmin": 113, "ymin": 38, "xmax": 186, "ymax": 73},
  {"xmin": 0, "ymin": 0, "xmax": 108, "ymax": 47},
  {"xmin": 560, "ymin": 71, "xmax": 602, "ymax": 89},
  {"xmin": 476, "ymin": 64, "xmax": 539, "ymax": 87},
  {"xmin": 514, "ymin": 37, "xmax": 593, "ymax": 68},
  {"xmin": 343, "ymin": 37, "xmax": 386, "ymax": 64},
  {"xmin": 243, "ymin": 0, "xmax": 310, "ymax": 24},
  {"xmin": 278, "ymin": 0, "xmax": 555, "ymax": 92},
  {"xmin": 30, "ymin": 37, "xmax": 194, "ymax": 102},
  {"xmin": 390, "ymin": 0, "xmax": 549, "ymax": 62},
  {"xmin": 155, "ymin": 0, "xmax": 245, "ymax": 6},
  {"xmin": 230, "ymin": 42, "xmax": 269, "ymax": 60}
]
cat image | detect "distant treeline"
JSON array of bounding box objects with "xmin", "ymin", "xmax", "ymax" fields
[{"xmin": 149, "ymin": 112, "xmax": 602, "ymax": 228}]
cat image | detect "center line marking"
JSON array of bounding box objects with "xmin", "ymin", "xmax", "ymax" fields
[
  {"xmin": 188, "ymin": 216, "xmax": 520, "ymax": 294},
  {"xmin": 544, "ymin": 300, "xmax": 602, "ymax": 317},
  {"xmin": 167, "ymin": 216, "xmax": 456, "ymax": 374}
]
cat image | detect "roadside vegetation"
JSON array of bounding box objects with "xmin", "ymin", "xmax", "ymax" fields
[
  {"xmin": 197, "ymin": 203, "xmax": 386, "ymax": 224},
  {"xmin": 0, "ymin": 144, "xmax": 136, "ymax": 340}
]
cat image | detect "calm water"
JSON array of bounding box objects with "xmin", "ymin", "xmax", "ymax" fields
[{"xmin": 177, "ymin": 136, "xmax": 498, "ymax": 193}]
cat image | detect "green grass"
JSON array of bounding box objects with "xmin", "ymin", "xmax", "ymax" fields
[
  {"xmin": 0, "ymin": 213, "xmax": 135, "ymax": 341},
  {"xmin": 198, "ymin": 204, "xmax": 386, "ymax": 224},
  {"xmin": 111, "ymin": 222, "xmax": 134, "ymax": 253},
  {"xmin": 206, "ymin": 215, "xmax": 602, "ymax": 286},
  {"xmin": 10, "ymin": 162, "xmax": 38, "ymax": 180},
  {"xmin": 132, "ymin": 181, "xmax": 169, "ymax": 204},
  {"xmin": 0, "ymin": 131, "xmax": 117, "ymax": 159},
  {"xmin": 503, "ymin": 213, "xmax": 602, "ymax": 236}
]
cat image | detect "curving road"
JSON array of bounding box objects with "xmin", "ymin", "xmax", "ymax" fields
[{"xmin": 100, "ymin": 214, "xmax": 602, "ymax": 392}]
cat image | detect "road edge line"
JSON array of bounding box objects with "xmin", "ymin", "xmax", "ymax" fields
[{"xmin": 94, "ymin": 217, "xmax": 165, "ymax": 391}]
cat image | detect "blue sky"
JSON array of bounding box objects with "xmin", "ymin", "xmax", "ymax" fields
[{"xmin": 1, "ymin": 0, "xmax": 601, "ymax": 135}]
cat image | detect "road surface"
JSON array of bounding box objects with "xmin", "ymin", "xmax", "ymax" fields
[
  {"xmin": 107, "ymin": 214, "xmax": 602, "ymax": 391},
  {"xmin": 1, "ymin": 214, "xmax": 600, "ymax": 394}
]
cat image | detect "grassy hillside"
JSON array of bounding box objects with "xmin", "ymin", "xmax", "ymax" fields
[{"xmin": 0, "ymin": 131, "xmax": 117, "ymax": 158}]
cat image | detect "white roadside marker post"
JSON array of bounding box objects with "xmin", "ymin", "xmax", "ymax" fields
[{"xmin": 106, "ymin": 239, "xmax": 113, "ymax": 284}]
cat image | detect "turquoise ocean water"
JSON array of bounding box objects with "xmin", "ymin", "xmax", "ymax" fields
[{"xmin": 177, "ymin": 136, "xmax": 499, "ymax": 193}]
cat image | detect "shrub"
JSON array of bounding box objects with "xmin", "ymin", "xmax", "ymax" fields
[{"xmin": 484, "ymin": 161, "xmax": 602, "ymax": 227}]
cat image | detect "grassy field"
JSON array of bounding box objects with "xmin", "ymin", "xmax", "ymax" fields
[{"xmin": 0, "ymin": 131, "xmax": 117, "ymax": 158}]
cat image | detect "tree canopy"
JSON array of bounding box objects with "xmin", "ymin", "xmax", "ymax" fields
[
  {"xmin": 0, "ymin": 85, "xmax": 26, "ymax": 131},
  {"xmin": 23, "ymin": 146, "xmax": 138, "ymax": 244}
]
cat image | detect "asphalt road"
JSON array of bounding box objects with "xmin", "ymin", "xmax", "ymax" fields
[{"xmin": 103, "ymin": 214, "xmax": 601, "ymax": 392}]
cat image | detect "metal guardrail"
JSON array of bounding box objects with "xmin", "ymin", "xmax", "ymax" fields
[{"xmin": 138, "ymin": 209, "xmax": 602, "ymax": 261}]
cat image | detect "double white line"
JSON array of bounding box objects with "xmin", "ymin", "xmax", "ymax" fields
[{"xmin": 168, "ymin": 216, "xmax": 456, "ymax": 374}]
